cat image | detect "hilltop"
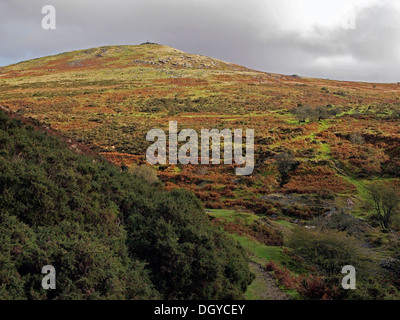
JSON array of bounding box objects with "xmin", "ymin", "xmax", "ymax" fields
[{"xmin": 0, "ymin": 43, "xmax": 252, "ymax": 76}]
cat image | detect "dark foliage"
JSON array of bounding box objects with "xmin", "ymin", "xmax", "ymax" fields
[{"xmin": 0, "ymin": 111, "xmax": 252, "ymax": 300}]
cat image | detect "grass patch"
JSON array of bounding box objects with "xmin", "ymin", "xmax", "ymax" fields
[
  {"xmin": 209, "ymin": 209, "xmax": 259, "ymax": 225},
  {"xmin": 245, "ymin": 264, "xmax": 269, "ymax": 300}
]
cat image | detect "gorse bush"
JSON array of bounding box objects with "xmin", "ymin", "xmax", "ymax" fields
[
  {"xmin": 0, "ymin": 214, "xmax": 157, "ymax": 300},
  {"xmin": 0, "ymin": 111, "xmax": 252, "ymax": 300}
]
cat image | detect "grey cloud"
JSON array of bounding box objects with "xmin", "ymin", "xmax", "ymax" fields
[{"xmin": 0, "ymin": 0, "xmax": 399, "ymax": 82}]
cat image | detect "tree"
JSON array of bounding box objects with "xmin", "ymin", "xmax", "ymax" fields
[
  {"xmin": 367, "ymin": 183, "xmax": 400, "ymax": 228},
  {"xmin": 274, "ymin": 152, "xmax": 297, "ymax": 186},
  {"xmin": 315, "ymin": 105, "xmax": 337, "ymax": 121},
  {"xmin": 291, "ymin": 105, "xmax": 315, "ymax": 124},
  {"xmin": 292, "ymin": 105, "xmax": 340, "ymax": 124}
]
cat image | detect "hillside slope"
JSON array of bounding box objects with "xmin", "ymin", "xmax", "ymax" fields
[
  {"xmin": 2, "ymin": 44, "xmax": 400, "ymax": 300},
  {"xmin": 1, "ymin": 43, "xmax": 399, "ymax": 210},
  {"xmin": 0, "ymin": 110, "xmax": 253, "ymax": 300}
]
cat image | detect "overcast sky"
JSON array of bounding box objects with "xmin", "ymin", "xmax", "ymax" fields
[{"xmin": 1, "ymin": 0, "xmax": 400, "ymax": 82}]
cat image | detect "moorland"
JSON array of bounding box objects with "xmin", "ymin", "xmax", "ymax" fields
[{"xmin": 1, "ymin": 43, "xmax": 400, "ymax": 299}]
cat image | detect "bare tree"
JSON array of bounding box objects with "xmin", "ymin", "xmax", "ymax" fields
[
  {"xmin": 367, "ymin": 183, "xmax": 400, "ymax": 228},
  {"xmin": 274, "ymin": 152, "xmax": 297, "ymax": 187}
]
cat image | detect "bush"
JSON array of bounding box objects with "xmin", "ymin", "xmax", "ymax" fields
[
  {"xmin": 0, "ymin": 213, "xmax": 158, "ymax": 300},
  {"xmin": 286, "ymin": 227, "xmax": 400, "ymax": 299},
  {"xmin": 124, "ymin": 188, "xmax": 254, "ymax": 299},
  {"xmin": 288, "ymin": 227, "xmax": 370, "ymax": 277},
  {"xmin": 291, "ymin": 105, "xmax": 315, "ymax": 124},
  {"xmin": 0, "ymin": 111, "xmax": 253, "ymax": 300},
  {"xmin": 349, "ymin": 132, "xmax": 365, "ymax": 145},
  {"xmin": 129, "ymin": 164, "xmax": 159, "ymax": 184},
  {"xmin": 313, "ymin": 212, "xmax": 370, "ymax": 238}
]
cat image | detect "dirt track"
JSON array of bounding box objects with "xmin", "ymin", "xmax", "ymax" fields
[{"xmin": 249, "ymin": 262, "xmax": 289, "ymax": 300}]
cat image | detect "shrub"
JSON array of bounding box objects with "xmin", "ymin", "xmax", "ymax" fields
[
  {"xmin": 0, "ymin": 111, "xmax": 253, "ymax": 300},
  {"xmin": 288, "ymin": 227, "xmax": 371, "ymax": 277},
  {"xmin": 291, "ymin": 105, "xmax": 315, "ymax": 124},
  {"xmin": 313, "ymin": 212, "xmax": 370, "ymax": 238},
  {"xmin": 265, "ymin": 261, "xmax": 301, "ymax": 290},
  {"xmin": 285, "ymin": 227, "xmax": 399, "ymax": 299},
  {"xmin": 349, "ymin": 132, "xmax": 365, "ymax": 145},
  {"xmin": 129, "ymin": 164, "xmax": 159, "ymax": 185}
]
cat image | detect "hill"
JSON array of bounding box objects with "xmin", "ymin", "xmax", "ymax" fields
[
  {"xmin": 1, "ymin": 44, "xmax": 400, "ymax": 299},
  {"xmin": 1, "ymin": 44, "xmax": 400, "ymax": 209}
]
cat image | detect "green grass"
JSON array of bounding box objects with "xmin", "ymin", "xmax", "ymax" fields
[
  {"xmin": 235, "ymin": 235, "xmax": 302, "ymax": 300},
  {"xmin": 209, "ymin": 209, "xmax": 305, "ymax": 271},
  {"xmin": 244, "ymin": 264, "xmax": 270, "ymax": 300},
  {"xmin": 232, "ymin": 234, "xmax": 284, "ymax": 264},
  {"xmin": 234, "ymin": 234, "xmax": 304, "ymax": 300},
  {"xmin": 233, "ymin": 233, "xmax": 307, "ymax": 273},
  {"xmin": 275, "ymin": 219, "xmax": 295, "ymax": 229},
  {"xmin": 209, "ymin": 208, "xmax": 306, "ymax": 299},
  {"xmin": 209, "ymin": 209, "xmax": 260, "ymax": 224},
  {"xmin": 340, "ymin": 175, "xmax": 400, "ymax": 218},
  {"xmin": 342, "ymin": 176, "xmax": 370, "ymax": 202},
  {"xmin": 316, "ymin": 142, "xmax": 331, "ymax": 160}
]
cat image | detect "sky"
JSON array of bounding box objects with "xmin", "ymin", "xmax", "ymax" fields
[{"xmin": 1, "ymin": 0, "xmax": 400, "ymax": 82}]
